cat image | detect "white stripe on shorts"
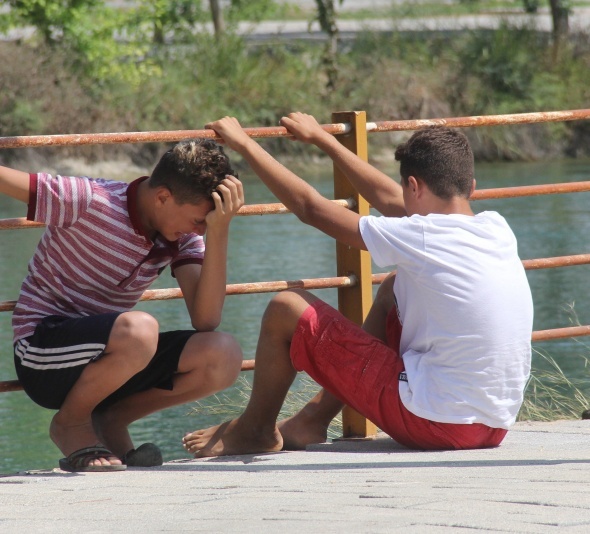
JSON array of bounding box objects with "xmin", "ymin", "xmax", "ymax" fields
[{"xmin": 15, "ymin": 339, "xmax": 106, "ymax": 370}]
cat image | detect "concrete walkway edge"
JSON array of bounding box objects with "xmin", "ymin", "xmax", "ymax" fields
[{"xmin": 1, "ymin": 420, "xmax": 589, "ymax": 533}]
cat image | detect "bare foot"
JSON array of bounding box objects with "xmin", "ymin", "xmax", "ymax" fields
[
  {"xmin": 92, "ymin": 408, "xmax": 134, "ymax": 458},
  {"xmin": 182, "ymin": 417, "xmax": 283, "ymax": 458},
  {"xmin": 277, "ymin": 412, "xmax": 329, "ymax": 450},
  {"xmin": 50, "ymin": 412, "xmax": 122, "ymax": 467}
]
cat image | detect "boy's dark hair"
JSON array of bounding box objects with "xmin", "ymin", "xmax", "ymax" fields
[
  {"xmin": 149, "ymin": 139, "xmax": 235, "ymax": 204},
  {"xmin": 394, "ymin": 127, "xmax": 474, "ymax": 200}
]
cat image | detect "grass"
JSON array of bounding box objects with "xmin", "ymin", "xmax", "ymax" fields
[
  {"xmin": 4, "ymin": 3, "xmax": 590, "ymax": 163},
  {"xmin": 520, "ymin": 303, "xmax": 590, "ymax": 421},
  {"xmin": 519, "ymin": 348, "xmax": 590, "ymax": 421}
]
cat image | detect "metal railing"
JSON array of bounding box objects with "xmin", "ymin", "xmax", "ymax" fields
[{"xmin": 2, "ymin": 108, "xmax": 590, "ymax": 437}]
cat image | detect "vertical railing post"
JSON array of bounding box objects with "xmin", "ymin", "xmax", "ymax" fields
[{"xmin": 332, "ymin": 110, "xmax": 378, "ymax": 439}]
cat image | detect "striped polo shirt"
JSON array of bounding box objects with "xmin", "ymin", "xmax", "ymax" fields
[{"xmin": 12, "ymin": 173, "xmax": 205, "ymax": 343}]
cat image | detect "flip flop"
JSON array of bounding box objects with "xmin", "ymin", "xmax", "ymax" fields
[
  {"xmin": 122, "ymin": 443, "xmax": 163, "ymax": 467},
  {"xmin": 59, "ymin": 446, "xmax": 127, "ymax": 472}
]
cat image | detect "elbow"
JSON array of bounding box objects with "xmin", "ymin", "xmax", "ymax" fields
[
  {"xmin": 191, "ymin": 316, "xmax": 221, "ymax": 332},
  {"xmin": 295, "ymin": 192, "xmax": 325, "ymax": 227}
]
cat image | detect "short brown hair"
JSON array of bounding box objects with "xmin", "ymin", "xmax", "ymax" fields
[
  {"xmin": 149, "ymin": 139, "xmax": 235, "ymax": 204},
  {"xmin": 395, "ymin": 127, "xmax": 474, "ymax": 199}
]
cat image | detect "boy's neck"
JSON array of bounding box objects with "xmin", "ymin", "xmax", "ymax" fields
[
  {"xmin": 411, "ymin": 193, "xmax": 474, "ymax": 217},
  {"xmin": 135, "ymin": 179, "xmax": 158, "ymax": 240}
]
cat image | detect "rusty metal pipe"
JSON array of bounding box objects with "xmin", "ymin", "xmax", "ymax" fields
[
  {"xmin": 532, "ymin": 326, "xmax": 590, "ymax": 341},
  {"xmin": 2, "ymin": 109, "xmax": 590, "ymax": 150},
  {"xmin": 0, "ymin": 124, "xmax": 350, "ymax": 150},
  {"xmin": 0, "ymin": 358, "xmax": 257, "ymax": 393},
  {"xmin": 522, "ymin": 254, "xmax": 590, "ymax": 270},
  {"xmin": 2, "ymin": 253, "xmax": 590, "ymax": 312},
  {"xmin": 0, "ymin": 275, "xmax": 357, "ymax": 311},
  {"xmin": 7, "ymin": 180, "xmax": 590, "ymax": 231},
  {"xmin": 0, "ymin": 199, "xmax": 355, "ymax": 231},
  {"xmin": 368, "ymin": 109, "xmax": 590, "ymax": 133},
  {"xmin": 472, "ymin": 181, "xmax": 590, "ymax": 200}
]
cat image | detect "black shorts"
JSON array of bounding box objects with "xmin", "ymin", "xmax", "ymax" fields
[{"xmin": 14, "ymin": 313, "xmax": 195, "ymax": 410}]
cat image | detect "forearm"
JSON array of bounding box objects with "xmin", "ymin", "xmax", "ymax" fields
[
  {"xmin": 314, "ymin": 135, "xmax": 406, "ymax": 217},
  {"xmin": 236, "ymin": 138, "xmax": 366, "ymax": 248},
  {"xmin": 188, "ymin": 228, "xmax": 230, "ymax": 331},
  {"xmin": 0, "ymin": 166, "xmax": 31, "ymax": 203},
  {"xmin": 237, "ymin": 138, "xmax": 320, "ymax": 218}
]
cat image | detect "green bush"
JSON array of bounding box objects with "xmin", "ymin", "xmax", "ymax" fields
[{"xmin": 3, "ymin": 17, "xmax": 590, "ymax": 163}]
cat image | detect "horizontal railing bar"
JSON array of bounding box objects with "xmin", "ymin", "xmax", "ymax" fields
[
  {"xmin": 0, "ymin": 124, "xmax": 351, "ymax": 149},
  {"xmin": 0, "ymin": 358, "xmax": 256, "ymax": 393},
  {"xmin": 372, "ymin": 254, "xmax": 590, "ymax": 285},
  {"xmin": 521, "ymin": 254, "xmax": 590, "ymax": 270},
  {"xmin": 0, "ymin": 199, "xmax": 355, "ymax": 231},
  {"xmin": 472, "ymin": 181, "xmax": 590, "ymax": 200},
  {"xmin": 2, "ymin": 180, "xmax": 590, "ymax": 231},
  {"xmin": 2, "ymin": 254, "xmax": 589, "ymax": 312},
  {"xmin": 2, "ymin": 109, "xmax": 589, "ymax": 150},
  {"xmin": 0, "ymin": 275, "xmax": 357, "ymax": 312},
  {"xmin": 368, "ymin": 108, "xmax": 590, "ymax": 132},
  {"xmin": 532, "ymin": 326, "xmax": 590, "ymax": 341}
]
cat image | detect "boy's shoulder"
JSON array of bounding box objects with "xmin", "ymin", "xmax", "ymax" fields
[
  {"xmin": 37, "ymin": 172, "xmax": 126, "ymax": 189},
  {"xmin": 36, "ymin": 173, "xmax": 132, "ymax": 209}
]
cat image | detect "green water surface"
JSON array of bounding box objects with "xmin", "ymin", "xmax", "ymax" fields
[{"xmin": 1, "ymin": 157, "xmax": 589, "ymax": 473}]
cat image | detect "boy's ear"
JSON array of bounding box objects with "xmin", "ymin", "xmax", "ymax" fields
[
  {"xmin": 407, "ymin": 175, "xmax": 420, "ymax": 195},
  {"xmin": 154, "ymin": 186, "xmax": 172, "ymax": 206}
]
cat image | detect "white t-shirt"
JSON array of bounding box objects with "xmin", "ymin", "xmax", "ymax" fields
[{"xmin": 359, "ymin": 211, "xmax": 533, "ymax": 429}]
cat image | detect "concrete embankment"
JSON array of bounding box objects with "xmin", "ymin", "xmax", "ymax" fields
[{"xmin": 1, "ymin": 420, "xmax": 589, "ymax": 533}]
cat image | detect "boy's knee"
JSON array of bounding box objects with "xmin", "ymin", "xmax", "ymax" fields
[
  {"xmin": 202, "ymin": 333, "xmax": 243, "ymax": 389},
  {"xmin": 264, "ymin": 289, "xmax": 314, "ymax": 327},
  {"xmin": 374, "ymin": 273, "xmax": 396, "ymax": 306},
  {"xmin": 109, "ymin": 311, "xmax": 159, "ymax": 363}
]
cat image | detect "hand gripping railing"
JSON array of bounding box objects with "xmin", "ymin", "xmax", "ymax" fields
[{"xmin": 2, "ymin": 108, "xmax": 590, "ymax": 437}]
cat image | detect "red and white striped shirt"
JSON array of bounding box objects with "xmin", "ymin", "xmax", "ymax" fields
[{"xmin": 12, "ymin": 174, "xmax": 204, "ymax": 342}]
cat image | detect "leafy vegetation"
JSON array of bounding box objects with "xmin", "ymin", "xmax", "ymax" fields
[{"xmin": 1, "ymin": 0, "xmax": 590, "ymax": 164}]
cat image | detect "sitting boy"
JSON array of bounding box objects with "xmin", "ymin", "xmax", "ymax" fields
[
  {"xmin": 0, "ymin": 139, "xmax": 244, "ymax": 471},
  {"xmin": 182, "ymin": 113, "xmax": 533, "ymax": 456}
]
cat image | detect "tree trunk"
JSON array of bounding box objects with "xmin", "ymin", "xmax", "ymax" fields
[
  {"xmin": 315, "ymin": 0, "xmax": 340, "ymax": 91},
  {"xmin": 548, "ymin": 0, "xmax": 569, "ymax": 60},
  {"xmin": 549, "ymin": 0, "xmax": 569, "ymax": 45},
  {"xmin": 209, "ymin": 0, "xmax": 225, "ymax": 38}
]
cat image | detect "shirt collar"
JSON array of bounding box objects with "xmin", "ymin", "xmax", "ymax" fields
[{"xmin": 127, "ymin": 176, "xmax": 151, "ymax": 242}]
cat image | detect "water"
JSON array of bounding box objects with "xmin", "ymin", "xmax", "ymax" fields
[{"xmin": 1, "ymin": 157, "xmax": 590, "ymax": 473}]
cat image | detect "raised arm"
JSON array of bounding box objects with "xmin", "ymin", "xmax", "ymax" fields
[
  {"xmin": 280, "ymin": 112, "xmax": 406, "ymax": 218},
  {"xmin": 0, "ymin": 165, "xmax": 31, "ymax": 203},
  {"xmin": 176, "ymin": 175, "xmax": 244, "ymax": 331},
  {"xmin": 206, "ymin": 117, "xmax": 366, "ymax": 251}
]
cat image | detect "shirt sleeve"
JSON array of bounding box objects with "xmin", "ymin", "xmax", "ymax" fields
[
  {"xmin": 170, "ymin": 233, "xmax": 206, "ymax": 275},
  {"xmin": 360, "ymin": 215, "xmax": 426, "ymax": 268},
  {"xmin": 28, "ymin": 173, "xmax": 93, "ymax": 228}
]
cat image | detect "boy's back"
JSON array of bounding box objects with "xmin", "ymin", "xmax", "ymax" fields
[{"xmin": 361, "ymin": 210, "xmax": 533, "ymax": 428}]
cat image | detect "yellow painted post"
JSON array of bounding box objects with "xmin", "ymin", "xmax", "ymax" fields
[{"xmin": 332, "ymin": 110, "xmax": 378, "ymax": 439}]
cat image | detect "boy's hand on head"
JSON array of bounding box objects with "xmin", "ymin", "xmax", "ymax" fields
[
  {"xmin": 280, "ymin": 112, "xmax": 330, "ymax": 145},
  {"xmin": 206, "ymin": 174, "xmax": 245, "ymax": 229},
  {"xmin": 205, "ymin": 117, "xmax": 251, "ymax": 153}
]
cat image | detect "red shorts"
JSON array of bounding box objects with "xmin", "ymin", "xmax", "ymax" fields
[{"xmin": 290, "ymin": 301, "xmax": 507, "ymax": 450}]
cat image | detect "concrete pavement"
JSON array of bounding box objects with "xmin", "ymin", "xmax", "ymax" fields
[{"xmin": 1, "ymin": 420, "xmax": 589, "ymax": 533}]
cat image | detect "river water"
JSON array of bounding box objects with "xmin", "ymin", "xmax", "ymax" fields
[{"xmin": 1, "ymin": 157, "xmax": 590, "ymax": 474}]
